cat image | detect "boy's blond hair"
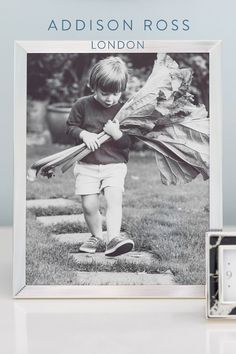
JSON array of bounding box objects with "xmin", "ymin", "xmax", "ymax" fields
[{"xmin": 89, "ymin": 56, "xmax": 128, "ymax": 93}]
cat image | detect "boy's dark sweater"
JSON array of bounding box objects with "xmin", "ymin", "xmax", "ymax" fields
[{"xmin": 66, "ymin": 95, "xmax": 131, "ymax": 165}]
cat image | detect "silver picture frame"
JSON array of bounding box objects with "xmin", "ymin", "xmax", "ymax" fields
[{"xmin": 14, "ymin": 40, "xmax": 222, "ymax": 298}]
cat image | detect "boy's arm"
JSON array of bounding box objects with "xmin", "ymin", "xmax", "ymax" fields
[
  {"xmin": 114, "ymin": 133, "xmax": 132, "ymax": 149},
  {"xmin": 66, "ymin": 100, "xmax": 100, "ymax": 151},
  {"xmin": 66, "ymin": 101, "xmax": 84, "ymax": 144},
  {"xmin": 103, "ymin": 119, "xmax": 132, "ymax": 148}
]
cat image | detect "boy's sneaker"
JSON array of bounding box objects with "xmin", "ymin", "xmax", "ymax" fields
[
  {"xmin": 105, "ymin": 236, "xmax": 134, "ymax": 257},
  {"xmin": 79, "ymin": 236, "xmax": 102, "ymax": 254}
]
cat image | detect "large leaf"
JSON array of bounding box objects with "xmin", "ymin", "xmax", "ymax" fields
[
  {"xmin": 137, "ymin": 136, "xmax": 207, "ymax": 185},
  {"xmin": 136, "ymin": 115, "xmax": 209, "ymax": 185},
  {"xmin": 155, "ymin": 152, "xmax": 201, "ymax": 185},
  {"xmin": 114, "ymin": 54, "xmax": 193, "ymax": 124}
]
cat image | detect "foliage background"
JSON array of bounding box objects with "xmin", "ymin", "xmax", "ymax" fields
[{"xmin": 27, "ymin": 53, "xmax": 209, "ymax": 114}]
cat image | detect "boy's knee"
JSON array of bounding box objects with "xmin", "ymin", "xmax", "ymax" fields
[
  {"xmin": 82, "ymin": 197, "xmax": 98, "ymax": 215},
  {"xmin": 105, "ymin": 187, "xmax": 122, "ymax": 208}
]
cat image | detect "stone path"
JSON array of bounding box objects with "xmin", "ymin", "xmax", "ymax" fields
[
  {"xmin": 53, "ymin": 232, "xmax": 90, "ymax": 244},
  {"xmin": 27, "ymin": 198, "xmax": 175, "ymax": 285},
  {"xmin": 76, "ymin": 271, "xmax": 175, "ymax": 285},
  {"xmin": 52, "ymin": 231, "xmax": 126, "ymax": 244},
  {"xmin": 71, "ymin": 251, "xmax": 156, "ymax": 267},
  {"xmin": 37, "ymin": 214, "xmax": 85, "ymax": 226},
  {"xmin": 27, "ymin": 198, "xmax": 78, "ymax": 210}
]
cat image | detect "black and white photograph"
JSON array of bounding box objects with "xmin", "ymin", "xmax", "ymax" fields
[{"xmin": 25, "ymin": 49, "xmax": 210, "ymax": 288}]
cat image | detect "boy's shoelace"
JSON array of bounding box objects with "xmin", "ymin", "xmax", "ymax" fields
[{"xmin": 85, "ymin": 237, "xmax": 99, "ymax": 245}]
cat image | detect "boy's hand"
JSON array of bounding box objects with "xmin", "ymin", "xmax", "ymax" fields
[
  {"xmin": 103, "ymin": 119, "xmax": 123, "ymax": 140},
  {"xmin": 80, "ymin": 131, "xmax": 100, "ymax": 151}
]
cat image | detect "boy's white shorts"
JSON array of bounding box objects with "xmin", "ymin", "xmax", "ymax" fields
[{"xmin": 74, "ymin": 162, "xmax": 127, "ymax": 195}]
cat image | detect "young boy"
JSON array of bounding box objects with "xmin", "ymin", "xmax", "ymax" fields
[{"xmin": 66, "ymin": 56, "xmax": 134, "ymax": 257}]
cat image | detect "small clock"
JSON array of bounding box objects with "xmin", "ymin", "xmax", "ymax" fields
[{"xmin": 206, "ymin": 232, "xmax": 236, "ymax": 318}]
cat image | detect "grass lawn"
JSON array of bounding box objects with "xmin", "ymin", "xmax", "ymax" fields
[{"xmin": 26, "ymin": 144, "xmax": 209, "ymax": 285}]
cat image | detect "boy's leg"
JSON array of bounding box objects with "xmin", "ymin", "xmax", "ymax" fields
[
  {"xmin": 104, "ymin": 186, "xmax": 134, "ymax": 257},
  {"xmin": 79, "ymin": 194, "xmax": 103, "ymax": 254},
  {"xmin": 104, "ymin": 186, "xmax": 122, "ymax": 242},
  {"xmin": 81, "ymin": 194, "xmax": 103, "ymax": 239}
]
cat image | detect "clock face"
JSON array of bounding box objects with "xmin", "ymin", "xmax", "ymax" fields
[{"xmin": 219, "ymin": 246, "xmax": 236, "ymax": 304}]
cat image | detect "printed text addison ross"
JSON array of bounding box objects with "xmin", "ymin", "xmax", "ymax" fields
[{"xmin": 48, "ymin": 19, "xmax": 190, "ymax": 32}]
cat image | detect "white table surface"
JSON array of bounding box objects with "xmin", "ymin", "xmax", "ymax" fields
[{"xmin": 1, "ymin": 227, "xmax": 236, "ymax": 354}]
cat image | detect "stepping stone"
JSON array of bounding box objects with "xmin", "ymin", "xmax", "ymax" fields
[
  {"xmin": 76, "ymin": 271, "xmax": 175, "ymax": 285},
  {"xmin": 53, "ymin": 231, "xmax": 127, "ymax": 245},
  {"xmin": 70, "ymin": 251, "xmax": 155, "ymax": 266},
  {"xmin": 27, "ymin": 198, "xmax": 78, "ymax": 210},
  {"xmin": 53, "ymin": 232, "xmax": 91, "ymax": 244},
  {"xmin": 37, "ymin": 214, "xmax": 85, "ymax": 226}
]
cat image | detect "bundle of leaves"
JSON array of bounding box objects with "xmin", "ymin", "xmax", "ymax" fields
[{"xmin": 28, "ymin": 54, "xmax": 209, "ymax": 186}]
